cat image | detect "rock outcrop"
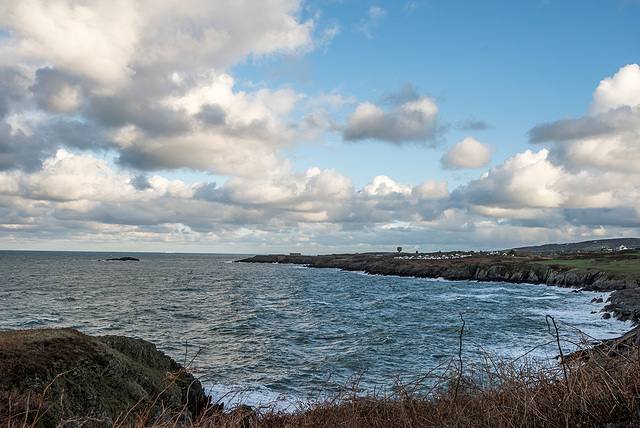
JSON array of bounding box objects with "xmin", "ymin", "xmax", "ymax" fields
[{"xmin": 0, "ymin": 328, "xmax": 209, "ymax": 427}]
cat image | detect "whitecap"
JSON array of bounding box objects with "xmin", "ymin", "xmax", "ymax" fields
[{"xmin": 205, "ymin": 384, "xmax": 302, "ymax": 413}]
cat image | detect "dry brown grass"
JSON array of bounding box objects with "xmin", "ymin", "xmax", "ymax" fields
[
  {"xmin": 5, "ymin": 327, "xmax": 640, "ymax": 427},
  {"xmin": 184, "ymin": 344, "xmax": 640, "ymax": 428},
  {"xmin": 119, "ymin": 335, "xmax": 640, "ymax": 428}
]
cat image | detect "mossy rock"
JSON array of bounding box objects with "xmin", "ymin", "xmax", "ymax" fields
[{"xmin": 0, "ymin": 328, "xmax": 209, "ymax": 427}]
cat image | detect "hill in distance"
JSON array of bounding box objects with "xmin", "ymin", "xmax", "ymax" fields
[{"xmin": 510, "ymin": 238, "xmax": 640, "ymax": 255}]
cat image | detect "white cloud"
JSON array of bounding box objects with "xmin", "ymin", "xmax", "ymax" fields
[
  {"xmin": 441, "ymin": 137, "xmax": 493, "ymax": 169},
  {"xmin": 464, "ymin": 145, "xmax": 640, "ymax": 218},
  {"xmin": 165, "ymin": 72, "xmax": 303, "ymax": 122},
  {"xmin": 412, "ymin": 180, "xmax": 449, "ymax": 199},
  {"xmin": 23, "ymin": 149, "xmax": 134, "ymax": 202},
  {"xmin": 1, "ymin": 2, "xmax": 640, "ymax": 253},
  {"xmin": 447, "ymin": 65, "xmax": 640, "ymax": 242},
  {"xmin": 0, "ymin": 0, "xmax": 315, "ymax": 88},
  {"xmin": 0, "ymin": 0, "xmax": 140, "ymax": 86},
  {"xmin": 343, "ymin": 96, "xmax": 440, "ymax": 144},
  {"xmin": 0, "ymin": 150, "xmax": 457, "ymax": 249},
  {"xmin": 526, "ymin": 64, "xmax": 640, "ymax": 175},
  {"xmin": 2, "ymin": 145, "xmax": 638, "ymax": 252},
  {"xmin": 222, "ymin": 167, "xmax": 352, "ymax": 211},
  {"xmin": 125, "ymin": 72, "xmax": 307, "ymax": 176},
  {"xmin": 363, "ymin": 175, "xmax": 412, "ymax": 197},
  {"xmin": 464, "ymin": 149, "xmax": 565, "ymax": 209},
  {"xmin": 0, "ymin": 0, "xmax": 322, "ymax": 181},
  {"xmin": 553, "ymin": 129, "xmax": 640, "ymax": 172},
  {"xmin": 589, "ymin": 63, "xmax": 640, "ymax": 115},
  {"xmin": 134, "ymin": 0, "xmax": 314, "ymax": 72}
]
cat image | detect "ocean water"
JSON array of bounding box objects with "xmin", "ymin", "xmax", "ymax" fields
[{"xmin": 0, "ymin": 251, "xmax": 631, "ymax": 410}]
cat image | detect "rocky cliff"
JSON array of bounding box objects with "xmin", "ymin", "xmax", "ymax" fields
[{"xmin": 0, "ymin": 328, "xmax": 210, "ymax": 427}]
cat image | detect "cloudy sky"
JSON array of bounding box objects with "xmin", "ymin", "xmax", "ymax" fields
[{"xmin": 1, "ymin": 0, "xmax": 640, "ymax": 254}]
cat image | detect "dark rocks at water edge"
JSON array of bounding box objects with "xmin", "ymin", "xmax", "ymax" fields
[
  {"xmin": 238, "ymin": 252, "xmax": 640, "ymax": 323},
  {"xmin": 0, "ymin": 328, "xmax": 211, "ymax": 426},
  {"xmin": 105, "ymin": 256, "xmax": 140, "ymax": 261}
]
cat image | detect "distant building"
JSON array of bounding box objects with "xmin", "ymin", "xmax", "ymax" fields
[{"xmin": 290, "ymin": 252, "xmax": 302, "ymax": 256}]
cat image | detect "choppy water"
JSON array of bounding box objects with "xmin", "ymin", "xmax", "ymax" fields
[{"xmin": 0, "ymin": 251, "xmax": 631, "ymax": 409}]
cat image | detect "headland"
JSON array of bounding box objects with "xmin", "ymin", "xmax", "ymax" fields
[{"xmin": 239, "ymin": 248, "xmax": 640, "ymax": 323}]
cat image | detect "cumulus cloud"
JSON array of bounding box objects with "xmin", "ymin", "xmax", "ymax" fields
[
  {"xmin": 363, "ymin": 175, "xmax": 412, "ymax": 197},
  {"xmin": 459, "ymin": 142, "xmax": 640, "ymax": 214},
  {"xmin": 0, "ymin": 150, "xmax": 458, "ymax": 249},
  {"xmin": 3, "ymin": 141, "xmax": 638, "ymax": 252},
  {"xmin": 102, "ymin": 72, "xmax": 308, "ymax": 176},
  {"xmin": 462, "ymin": 149, "xmax": 564, "ymax": 209},
  {"xmin": 588, "ymin": 64, "xmax": 640, "ymax": 115},
  {"xmin": 0, "ymin": 0, "xmax": 140, "ymax": 87},
  {"xmin": 449, "ymin": 88, "xmax": 640, "ymax": 243},
  {"xmin": 441, "ymin": 137, "xmax": 493, "ymax": 169},
  {"xmin": 527, "ymin": 64, "xmax": 640, "ymax": 172},
  {"xmin": 412, "ymin": 180, "xmax": 449, "ymax": 199},
  {"xmin": 342, "ymin": 95, "xmax": 440, "ymax": 144},
  {"xmin": 0, "ymin": 0, "xmax": 318, "ymax": 177},
  {"xmin": 0, "ymin": 0, "xmax": 314, "ymax": 87},
  {"xmin": 219, "ymin": 167, "xmax": 353, "ymax": 211},
  {"xmin": 0, "ymin": 0, "xmax": 472, "ymax": 251},
  {"xmin": 1, "ymin": 1, "xmax": 640, "ymax": 253},
  {"xmin": 133, "ymin": 0, "xmax": 314, "ymax": 76},
  {"xmin": 0, "ymin": 119, "xmax": 56, "ymax": 172}
]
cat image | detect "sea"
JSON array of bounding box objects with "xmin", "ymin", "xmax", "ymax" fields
[{"xmin": 0, "ymin": 251, "xmax": 632, "ymax": 411}]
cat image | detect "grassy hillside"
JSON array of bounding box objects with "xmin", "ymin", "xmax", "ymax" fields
[
  {"xmin": 533, "ymin": 250, "xmax": 640, "ymax": 282},
  {"xmin": 511, "ymin": 238, "xmax": 640, "ymax": 255}
]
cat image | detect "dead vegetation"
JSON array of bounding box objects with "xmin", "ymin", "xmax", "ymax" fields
[{"xmin": 4, "ymin": 322, "xmax": 640, "ymax": 427}]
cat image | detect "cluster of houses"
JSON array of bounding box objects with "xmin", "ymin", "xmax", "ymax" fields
[
  {"xmin": 395, "ymin": 252, "xmax": 480, "ymax": 261},
  {"xmin": 394, "ymin": 245, "xmax": 632, "ymax": 260},
  {"xmin": 605, "ymin": 245, "xmax": 628, "ymax": 252}
]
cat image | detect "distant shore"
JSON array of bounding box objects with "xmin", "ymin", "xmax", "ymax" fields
[{"xmin": 239, "ymin": 250, "xmax": 640, "ymax": 324}]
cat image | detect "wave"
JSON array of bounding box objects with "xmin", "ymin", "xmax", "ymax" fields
[{"xmin": 205, "ymin": 384, "xmax": 300, "ymax": 413}]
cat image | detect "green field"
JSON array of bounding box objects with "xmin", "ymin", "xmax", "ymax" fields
[{"xmin": 533, "ymin": 250, "xmax": 640, "ymax": 281}]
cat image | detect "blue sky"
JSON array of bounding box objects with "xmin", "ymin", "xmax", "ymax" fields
[{"xmin": 0, "ymin": 0, "xmax": 639, "ymax": 253}]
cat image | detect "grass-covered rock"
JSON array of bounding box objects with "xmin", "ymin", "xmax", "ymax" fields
[{"xmin": 0, "ymin": 328, "xmax": 209, "ymax": 427}]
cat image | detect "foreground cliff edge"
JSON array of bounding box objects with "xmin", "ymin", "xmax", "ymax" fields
[
  {"xmin": 0, "ymin": 328, "xmax": 210, "ymax": 427},
  {"xmin": 4, "ymin": 327, "xmax": 640, "ymax": 427},
  {"xmin": 239, "ymin": 249, "xmax": 640, "ymax": 322}
]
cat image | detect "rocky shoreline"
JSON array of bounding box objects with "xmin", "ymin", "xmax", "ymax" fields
[
  {"xmin": 0, "ymin": 328, "xmax": 211, "ymax": 426},
  {"xmin": 239, "ymin": 252, "xmax": 640, "ymax": 323},
  {"xmin": 3, "ymin": 251, "xmax": 639, "ymax": 426}
]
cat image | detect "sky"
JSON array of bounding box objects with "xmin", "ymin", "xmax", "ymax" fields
[{"xmin": 1, "ymin": 0, "xmax": 640, "ymax": 254}]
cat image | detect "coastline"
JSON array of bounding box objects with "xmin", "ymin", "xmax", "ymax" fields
[
  {"xmin": 238, "ymin": 251, "xmax": 640, "ymax": 324},
  {"xmin": 3, "ymin": 251, "xmax": 640, "ymax": 426}
]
